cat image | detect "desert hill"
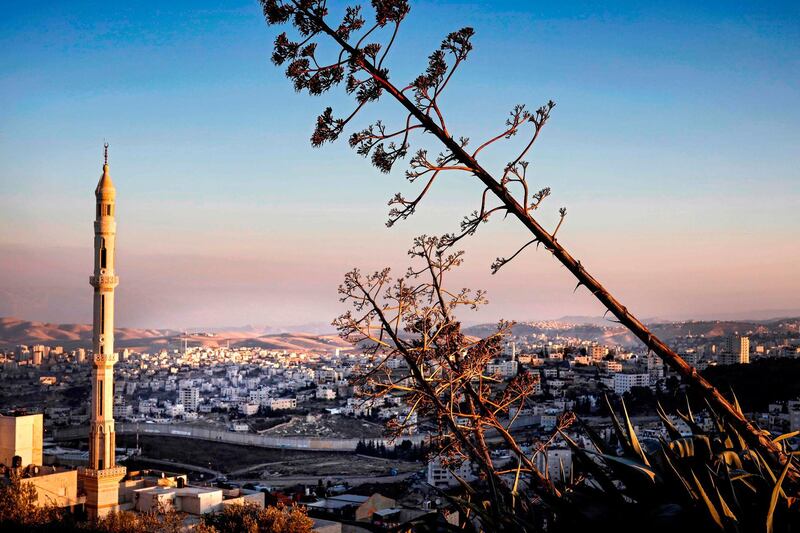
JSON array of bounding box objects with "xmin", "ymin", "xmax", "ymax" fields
[{"xmin": 0, "ymin": 317, "xmax": 351, "ymax": 353}]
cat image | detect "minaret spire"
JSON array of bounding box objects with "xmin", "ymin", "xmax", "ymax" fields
[{"xmin": 79, "ymin": 144, "xmax": 126, "ymax": 519}]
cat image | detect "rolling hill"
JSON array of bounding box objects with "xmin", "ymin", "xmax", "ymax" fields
[{"xmin": 0, "ymin": 317, "xmax": 351, "ymax": 353}]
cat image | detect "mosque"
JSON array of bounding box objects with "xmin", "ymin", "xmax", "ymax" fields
[{"xmin": 0, "ymin": 147, "xmax": 264, "ymax": 521}]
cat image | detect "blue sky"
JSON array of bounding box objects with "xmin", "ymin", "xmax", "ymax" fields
[{"xmin": 1, "ymin": 1, "xmax": 798, "ymax": 328}]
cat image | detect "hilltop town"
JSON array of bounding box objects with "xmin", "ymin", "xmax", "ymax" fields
[{"xmin": 4, "ymin": 313, "xmax": 800, "ymax": 529}]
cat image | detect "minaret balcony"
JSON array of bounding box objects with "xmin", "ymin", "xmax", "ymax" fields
[
  {"xmin": 90, "ymin": 274, "xmax": 119, "ymax": 287},
  {"xmin": 78, "ymin": 465, "xmax": 127, "ymax": 478},
  {"xmin": 93, "ymin": 353, "xmax": 119, "ymax": 365}
]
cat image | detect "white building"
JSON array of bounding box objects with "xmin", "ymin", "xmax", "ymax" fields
[
  {"xmin": 612, "ymin": 373, "xmax": 650, "ymax": 395},
  {"xmin": 485, "ymin": 359, "xmax": 518, "ymax": 378},
  {"xmin": 535, "ymin": 448, "xmax": 573, "ymax": 481},
  {"xmin": 427, "ymin": 458, "xmax": 475, "ymax": 488},
  {"xmin": 316, "ymin": 387, "xmax": 336, "ymax": 400},
  {"xmin": 599, "ymin": 359, "xmax": 622, "ymax": 373},
  {"xmin": 647, "ymin": 353, "xmax": 665, "ymax": 383},
  {"xmin": 165, "ymin": 403, "xmax": 185, "ymax": 417},
  {"xmin": 178, "ymin": 386, "xmax": 201, "ymax": 412},
  {"xmin": 721, "ymin": 335, "xmax": 750, "ymax": 365},
  {"xmin": 588, "ymin": 345, "xmax": 608, "ymax": 361},
  {"xmin": 269, "ymin": 398, "xmax": 297, "ymax": 410},
  {"xmin": 540, "ymin": 413, "xmax": 558, "ymax": 430},
  {"xmin": 239, "ymin": 403, "xmax": 259, "ymax": 416}
]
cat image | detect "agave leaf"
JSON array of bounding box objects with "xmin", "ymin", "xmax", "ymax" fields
[
  {"xmin": 773, "ymin": 430, "xmax": 799, "ymax": 445},
  {"xmin": 604, "ymin": 395, "xmax": 636, "ymax": 458},
  {"xmin": 559, "ymin": 430, "xmax": 622, "ymax": 498},
  {"xmin": 754, "ymin": 451, "xmax": 788, "ymax": 500},
  {"xmin": 728, "ymin": 470, "xmax": 755, "ymax": 481},
  {"xmin": 669, "ymin": 435, "xmax": 712, "ymax": 461},
  {"xmin": 675, "ymin": 411, "xmax": 704, "ymax": 436},
  {"xmin": 685, "ymin": 395, "xmax": 696, "ymax": 423},
  {"xmin": 590, "ymin": 450, "xmax": 658, "ymax": 484},
  {"xmin": 575, "ymin": 414, "xmax": 609, "ymax": 455},
  {"xmin": 724, "ymin": 419, "xmax": 748, "ymax": 452},
  {"xmin": 691, "ymin": 470, "xmax": 724, "ymax": 529},
  {"xmin": 707, "ymin": 470, "xmax": 739, "ymax": 524},
  {"xmin": 675, "ymin": 400, "xmax": 706, "ymax": 436},
  {"xmin": 704, "ymin": 398, "xmax": 726, "ymax": 434},
  {"xmin": 766, "ymin": 459, "xmax": 792, "ymax": 533},
  {"xmin": 621, "ymin": 398, "xmax": 650, "ymax": 466},
  {"xmin": 716, "ymin": 486, "xmax": 738, "ymax": 523},
  {"xmin": 658, "ymin": 443, "xmax": 696, "ymax": 499},
  {"xmin": 730, "ymin": 389, "xmax": 744, "ymax": 417},
  {"xmin": 656, "ymin": 401, "xmax": 683, "ymax": 440},
  {"xmin": 722, "ymin": 462, "xmax": 742, "ymax": 514},
  {"xmin": 733, "ymin": 474, "xmax": 758, "ymax": 494},
  {"xmin": 718, "ymin": 450, "xmax": 743, "ymax": 470},
  {"xmin": 755, "ymin": 451, "xmax": 778, "ymax": 482}
]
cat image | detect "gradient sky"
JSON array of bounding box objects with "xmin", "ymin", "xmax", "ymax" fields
[{"xmin": 1, "ymin": 1, "xmax": 798, "ymax": 329}]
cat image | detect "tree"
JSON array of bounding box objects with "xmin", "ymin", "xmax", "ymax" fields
[
  {"xmin": 0, "ymin": 473, "xmax": 62, "ymax": 529},
  {"xmin": 336, "ymin": 241, "xmax": 799, "ymax": 531},
  {"xmin": 258, "ymin": 0, "xmax": 795, "ymax": 479},
  {"xmin": 90, "ymin": 506, "xmax": 184, "ymax": 533},
  {"xmin": 199, "ymin": 503, "xmax": 313, "ymax": 533},
  {"xmin": 622, "ymin": 385, "xmax": 655, "ymax": 414},
  {"xmin": 335, "ymin": 236, "xmax": 567, "ymax": 527}
]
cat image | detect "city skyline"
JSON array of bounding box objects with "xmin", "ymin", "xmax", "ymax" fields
[
  {"xmin": 1, "ymin": 2, "xmax": 799, "ymax": 530},
  {"xmin": 2, "ymin": 0, "xmax": 799, "ymax": 328}
]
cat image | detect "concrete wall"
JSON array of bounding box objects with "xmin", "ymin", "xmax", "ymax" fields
[
  {"xmin": 221, "ymin": 491, "xmax": 265, "ymax": 509},
  {"xmin": 22, "ymin": 469, "xmax": 78, "ymax": 508},
  {"xmin": 0, "ymin": 413, "xmax": 43, "ymax": 466},
  {"xmin": 177, "ymin": 489, "xmax": 223, "ymax": 515},
  {"xmin": 53, "ymin": 423, "xmax": 425, "ymax": 452}
]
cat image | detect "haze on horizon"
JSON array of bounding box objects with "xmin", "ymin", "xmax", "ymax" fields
[{"xmin": 1, "ymin": 1, "xmax": 798, "ymax": 330}]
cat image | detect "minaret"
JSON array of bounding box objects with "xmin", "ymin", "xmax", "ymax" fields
[{"xmin": 79, "ymin": 144, "xmax": 126, "ymax": 519}]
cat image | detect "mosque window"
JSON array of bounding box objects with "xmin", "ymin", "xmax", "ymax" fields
[{"xmin": 100, "ymin": 296, "xmax": 105, "ymax": 331}]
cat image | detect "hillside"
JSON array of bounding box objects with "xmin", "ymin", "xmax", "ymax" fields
[
  {"xmin": 464, "ymin": 317, "xmax": 800, "ymax": 348},
  {"xmin": 0, "ymin": 317, "xmax": 351, "ymax": 353},
  {"xmin": 0, "ymin": 317, "xmax": 173, "ymax": 349}
]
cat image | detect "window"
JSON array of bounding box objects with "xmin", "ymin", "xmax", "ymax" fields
[
  {"xmin": 100, "ymin": 248, "xmax": 107, "ymax": 269},
  {"xmin": 98, "ymin": 380, "xmax": 103, "ymax": 416},
  {"xmin": 98, "ymin": 238, "xmax": 105, "ymax": 268},
  {"xmin": 99, "ymin": 296, "xmax": 105, "ymax": 331},
  {"xmin": 106, "ymin": 205, "xmax": 112, "ymax": 216}
]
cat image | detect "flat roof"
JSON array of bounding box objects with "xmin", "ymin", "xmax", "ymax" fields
[{"xmin": 329, "ymin": 494, "xmax": 369, "ymax": 503}]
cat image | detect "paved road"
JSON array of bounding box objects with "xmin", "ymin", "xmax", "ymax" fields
[
  {"xmin": 128, "ymin": 456, "xmax": 222, "ymax": 479},
  {"xmin": 231, "ymin": 471, "xmax": 416, "ymax": 487},
  {"xmin": 228, "ymin": 460, "xmax": 288, "ymax": 476}
]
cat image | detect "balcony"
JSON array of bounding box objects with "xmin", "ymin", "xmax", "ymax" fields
[
  {"xmin": 89, "ymin": 274, "xmax": 119, "ymax": 287},
  {"xmin": 78, "ymin": 465, "xmax": 127, "ymax": 479}
]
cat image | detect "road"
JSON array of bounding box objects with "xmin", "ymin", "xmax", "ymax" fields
[
  {"xmin": 128, "ymin": 456, "xmax": 223, "ymax": 480},
  {"xmin": 231, "ymin": 471, "xmax": 416, "ymax": 487}
]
